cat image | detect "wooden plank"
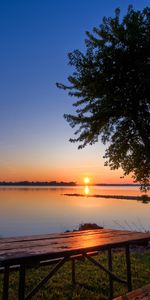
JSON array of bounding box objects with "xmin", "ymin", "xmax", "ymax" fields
[
  {"xmin": 0, "ymin": 229, "xmax": 143, "ymax": 246},
  {"xmin": 0, "ymin": 231, "xmax": 149, "ymax": 256},
  {"xmin": 0, "ymin": 230, "xmax": 149, "ymax": 252},
  {"xmin": 0, "ymin": 230, "xmax": 121, "ymax": 251},
  {"xmin": 0, "ymin": 229, "xmax": 115, "ymax": 243},
  {"xmin": 0, "ymin": 230, "xmax": 150, "ymax": 267},
  {"xmin": 113, "ymin": 284, "xmax": 150, "ymax": 299},
  {"xmin": 5, "ymin": 229, "xmax": 150, "ymax": 244},
  {"xmin": 0, "ymin": 229, "xmax": 130, "ymax": 249}
]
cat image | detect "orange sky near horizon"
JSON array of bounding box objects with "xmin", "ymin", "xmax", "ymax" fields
[
  {"xmin": 0, "ymin": 136, "xmax": 134, "ymax": 184},
  {"xmin": 0, "ymin": 159, "xmax": 133, "ymax": 185},
  {"xmin": 0, "ymin": 132, "xmax": 134, "ymax": 184},
  {"xmin": 0, "ymin": 129, "xmax": 135, "ymax": 185}
]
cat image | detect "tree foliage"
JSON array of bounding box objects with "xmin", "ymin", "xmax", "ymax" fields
[{"xmin": 57, "ymin": 6, "xmax": 150, "ymax": 190}]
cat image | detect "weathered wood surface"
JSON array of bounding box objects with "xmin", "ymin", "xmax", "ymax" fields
[
  {"xmin": 114, "ymin": 283, "xmax": 150, "ymax": 299},
  {"xmin": 0, "ymin": 229, "xmax": 150, "ymax": 266}
]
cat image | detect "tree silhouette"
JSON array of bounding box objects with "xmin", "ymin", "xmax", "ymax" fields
[{"xmin": 57, "ymin": 6, "xmax": 150, "ymax": 190}]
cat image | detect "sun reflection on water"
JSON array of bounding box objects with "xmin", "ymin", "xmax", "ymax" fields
[{"xmin": 84, "ymin": 186, "xmax": 89, "ymax": 195}]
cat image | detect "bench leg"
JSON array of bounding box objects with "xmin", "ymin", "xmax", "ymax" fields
[
  {"xmin": 72, "ymin": 259, "xmax": 76, "ymax": 285},
  {"xmin": 108, "ymin": 248, "xmax": 113, "ymax": 300},
  {"xmin": 18, "ymin": 264, "xmax": 26, "ymax": 300},
  {"xmin": 125, "ymin": 245, "xmax": 132, "ymax": 292},
  {"xmin": 3, "ymin": 266, "xmax": 9, "ymax": 300}
]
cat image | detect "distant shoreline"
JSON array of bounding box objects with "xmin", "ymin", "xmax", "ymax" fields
[
  {"xmin": 0, "ymin": 181, "xmax": 143, "ymax": 187},
  {"xmin": 0, "ymin": 181, "xmax": 76, "ymax": 187}
]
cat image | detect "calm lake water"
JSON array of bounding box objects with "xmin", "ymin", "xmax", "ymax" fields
[{"xmin": 0, "ymin": 186, "xmax": 150, "ymax": 237}]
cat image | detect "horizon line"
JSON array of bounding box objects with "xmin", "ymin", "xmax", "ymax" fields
[{"xmin": 0, "ymin": 180, "xmax": 142, "ymax": 186}]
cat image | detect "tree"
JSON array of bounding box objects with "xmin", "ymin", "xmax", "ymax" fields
[{"xmin": 57, "ymin": 6, "xmax": 150, "ymax": 190}]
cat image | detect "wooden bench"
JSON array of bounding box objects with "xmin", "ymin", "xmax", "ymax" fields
[
  {"xmin": 114, "ymin": 284, "xmax": 150, "ymax": 299},
  {"xmin": 1, "ymin": 229, "xmax": 150, "ymax": 300}
]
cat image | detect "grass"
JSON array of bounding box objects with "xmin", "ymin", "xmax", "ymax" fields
[{"xmin": 1, "ymin": 248, "xmax": 150, "ymax": 299}]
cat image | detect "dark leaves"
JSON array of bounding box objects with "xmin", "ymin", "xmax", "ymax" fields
[{"xmin": 57, "ymin": 6, "xmax": 150, "ymax": 190}]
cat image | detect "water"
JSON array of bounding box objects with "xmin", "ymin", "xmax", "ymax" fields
[{"xmin": 0, "ymin": 186, "xmax": 150, "ymax": 237}]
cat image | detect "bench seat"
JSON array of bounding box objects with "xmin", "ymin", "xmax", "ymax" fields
[{"xmin": 114, "ymin": 284, "xmax": 150, "ymax": 299}]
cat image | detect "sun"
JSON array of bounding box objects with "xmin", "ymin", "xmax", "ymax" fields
[{"xmin": 84, "ymin": 177, "xmax": 90, "ymax": 185}]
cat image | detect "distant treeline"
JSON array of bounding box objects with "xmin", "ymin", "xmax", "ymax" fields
[
  {"xmin": 0, "ymin": 182, "xmax": 145, "ymax": 187},
  {"xmin": 0, "ymin": 181, "xmax": 77, "ymax": 186}
]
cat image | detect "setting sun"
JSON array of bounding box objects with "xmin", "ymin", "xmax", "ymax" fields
[{"xmin": 84, "ymin": 177, "xmax": 90, "ymax": 185}]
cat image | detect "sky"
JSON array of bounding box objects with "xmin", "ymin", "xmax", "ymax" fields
[{"xmin": 0, "ymin": 0, "xmax": 149, "ymax": 184}]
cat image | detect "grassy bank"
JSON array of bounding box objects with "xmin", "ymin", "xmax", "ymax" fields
[{"xmin": 1, "ymin": 249, "xmax": 150, "ymax": 299}]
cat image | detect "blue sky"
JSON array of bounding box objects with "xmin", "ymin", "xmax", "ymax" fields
[{"xmin": 0, "ymin": 0, "xmax": 149, "ymax": 183}]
